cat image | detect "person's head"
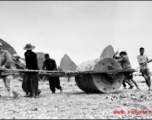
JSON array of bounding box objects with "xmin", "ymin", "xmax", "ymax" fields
[
  {"xmin": 23, "ymin": 43, "xmax": 35, "ymax": 51},
  {"xmin": 139, "ymin": 47, "xmax": 144, "ymax": 55},
  {"xmin": 119, "ymin": 51, "xmax": 127, "ymax": 57},
  {"xmin": 0, "ymin": 43, "xmax": 2, "ymax": 51},
  {"xmin": 13, "ymin": 54, "xmax": 20, "ymax": 60},
  {"xmin": 44, "ymin": 54, "xmax": 50, "ymax": 60}
]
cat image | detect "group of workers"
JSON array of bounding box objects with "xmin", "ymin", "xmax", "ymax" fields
[
  {"xmin": 0, "ymin": 42, "xmax": 151, "ymax": 99},
  {"xmin": 113, "ymin": 47, "xmax": 152, "ymax": 91},
  {"xmin": 0, "ymin": 43, "xmax": 62, "ymax": 99}
]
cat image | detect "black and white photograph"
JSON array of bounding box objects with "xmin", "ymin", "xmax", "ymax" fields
[{"xmin": 0, "ymin": 1, "xmax": 152, "ymax": 119}]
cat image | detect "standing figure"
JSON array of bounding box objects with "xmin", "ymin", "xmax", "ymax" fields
[
  {"xmin": 0, "ymin": 43, "xmax": 19, "ymax": 98},
  {"xmin": 137, "ymin": 47, "xmax": 151, "ymax": 91},
  {"xmin": 24, "ymin": 44, "xmax": 41, "ymax": 98},
  {"xmin": 42, "ymin": 54, "xmax": 62, "ymax": 93},
  {"xmin": 114, "ymin": 51, "xmax": 140, "ymax": 90}
]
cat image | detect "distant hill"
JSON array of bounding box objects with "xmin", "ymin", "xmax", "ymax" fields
[
  {"xmin": 100, "ymin": 45, "xmax": 115, "ymax": 58},
  {"xmin": 36, "ymin": 52, "xmax": 45, "ymax": 70},
  {"xmin": 0, "ymin": 38, "xmax": 17, "ymax": 55},
  {"xmin": 60, "ymin": 54, "xmax": 77, "ymax": 71}
]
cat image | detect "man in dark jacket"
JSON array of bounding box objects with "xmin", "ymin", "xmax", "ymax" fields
[
  {"xmin": 42, "ymin": 54, "xmax": 62, "ymax": 93},
  {"xmin": 24, "ymin": 44, "xmax": 41, "ymax": 98}
]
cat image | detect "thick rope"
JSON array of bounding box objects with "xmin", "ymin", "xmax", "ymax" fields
[
  {"xmin": 0, "ymin": 68, "xmax": 150, "ymax": 77},
  {"xmin": 0, "ymin": 68, "xmax": 136, "ymax": 77}
]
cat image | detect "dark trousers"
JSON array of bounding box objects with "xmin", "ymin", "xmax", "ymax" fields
[
  {"xmin": 122, "ymin": 73, "xmax": 133, "ymax": 88},
  {"xmin": 48, "ymin": 76, "xmax": 61, "ymax": 92},
  {"xmin": 24, "ymin": 73, "xmax": 39, "ymax": 96},
  {"xmin": 122, "ymin": 79, "xmax": 133, "ymax": 88},
  {"xmin": 22, "ymin": 74, "xmax": 26, "ymax": 92}
]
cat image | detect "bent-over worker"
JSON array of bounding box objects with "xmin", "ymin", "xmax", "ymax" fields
[
  {"xmin": 42, "ymin": 54, "xmax": 62, "ymax": 93},
  {"xmin": 114, "ymin": 51, "xmax": 140, "ymax": 90}
]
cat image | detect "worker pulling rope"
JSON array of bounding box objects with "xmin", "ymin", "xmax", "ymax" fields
[
  {"xmin": 5, "ymin": 54, "xmax": 151, "ymax": 78},
  {"xmin": 1, "ymin": 53, "xmax": 148, "ymax": 78},
  {"xmin": 136, "ymin": 59, "xmax": 152, "ymax": 71},
  {"xmin": 9, "ymin": 51, "xmax": 146, "ymax": 78}
]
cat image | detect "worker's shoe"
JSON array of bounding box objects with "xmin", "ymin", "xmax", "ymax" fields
[
  {"xmin": 35, "ymin": 95, "xmax": 39, "ymax": 98},
  {"xmin": 24, "ymin": 94, "xmax": 32, "ymax": 97},
  {"xmin": 60, "ymin": 87, "xmax": 62, "ymax": 93},
  {"xmin": 128, "ymin": 85, "xmax": 134, "ymax": 89},
  {"xmin": 38, "ymin": 90, "xmax": 41, "ymax": 96},
  {"xmin": 13, "ymin": 93, "xmax": 19, "ymax": 98}
]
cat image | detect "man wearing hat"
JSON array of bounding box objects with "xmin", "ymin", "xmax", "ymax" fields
[
  {"xmin": 0, "ymin": 43, "xmax": 19, "ymax": 98},
  {"xmin": 24, "ymin": 43, "xmax": 41, "ymax": 98},
  {"xmin": 114, "ymin": 51, "xmax": 140, "ymax": 90}
]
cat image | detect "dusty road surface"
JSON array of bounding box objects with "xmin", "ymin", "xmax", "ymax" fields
[{"xmin": 0, "ymin": 76, "xmax": 152, "ymax": 119}]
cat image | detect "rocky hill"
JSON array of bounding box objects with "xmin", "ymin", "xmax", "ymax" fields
[
  {"xmin": 100, "ymin": 45, "xmax": 115, "ymax": 58},
  {"xmin": 60, "ymin": 54, "xmax": 77, "ymax": 71},
  {"xmin": 0, "ymin": 38, "xmax": 17, "ymax": 55}
]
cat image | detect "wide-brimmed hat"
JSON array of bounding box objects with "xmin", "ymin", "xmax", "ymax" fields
[
  {"xmin": 120, "ymin": 51, "xmax": 127, "ymax": 55},
  {"xmin": 23, "ymin": 44, "xmax": 35, "ymax": 50},
  {"xmin": 13, "ymin": 54, "xmax": 20, "ymax": 58}
]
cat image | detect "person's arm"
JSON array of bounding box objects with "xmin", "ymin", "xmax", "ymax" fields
[
  {"xmin": 114, "ymin": 56, "xmax": 121, "ymax": 59},
  {"xmin": 24, "ymin": 53, "xmax": 28, "ymax": 69},
  {"xmin": 19, "ymin": 59, "xmax": 26, "ymax": 68},
  {"xmin": 34, "ymin": 53, "xmax": 39, "ymax": 70},
  {"xmin": 3, "ymin": 51, "xmax": 12, "ymax": 68},
  {"xmin": 142, "ymin": 56, "xmax": 152, "ymax": 65},
  {"xmin": 53, "ymin": 60, "xmax": 57, "ymax": 71},
  {"xmin": 146, "ymin": 55, "xmax": 149, "ymax": 61},
  {"xmin": 137, "ymin": 56, "xmax": 143, "ymax": 65},
  {"xmin": 117, "ymin": 57, "xmax": 125, "ymax": 63},
  {"xmin": 113, "ymin": 48, "xmax": 119, "ymax": 59},
  {"xmin": 42, "ymin": 61, "xmax": 46, "ymax": 70}
]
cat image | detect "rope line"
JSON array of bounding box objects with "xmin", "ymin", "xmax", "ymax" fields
[
  {"xmin": 0, "ymin": 67, "xmax": 149, "ymax": 77},
  {"xmin": 0, "ymin": 68, "xmax": 137, "ymax": 77}
]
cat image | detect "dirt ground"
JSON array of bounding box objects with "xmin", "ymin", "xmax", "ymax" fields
[{"xmin": 0, "ymin": 76, "xmax": 152, "ymax": 119}]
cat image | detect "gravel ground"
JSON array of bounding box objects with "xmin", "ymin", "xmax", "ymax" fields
[{"xmin": 0, "ymin": 77, "xmax": 152, "ymax": 119}]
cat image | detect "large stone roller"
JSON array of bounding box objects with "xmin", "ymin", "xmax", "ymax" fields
[{"xmin": 75, "ymin": 58, "xmax": 124, "ymax": 93}]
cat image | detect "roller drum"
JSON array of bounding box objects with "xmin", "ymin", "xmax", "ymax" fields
[{"xmin": 75, "ymin": 58, "xmax": 124, "ymax": 93}]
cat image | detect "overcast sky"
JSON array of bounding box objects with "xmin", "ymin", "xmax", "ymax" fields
[{"xmin": 0, "ymin": 1, "xmax": 152, "ymax": 69}]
